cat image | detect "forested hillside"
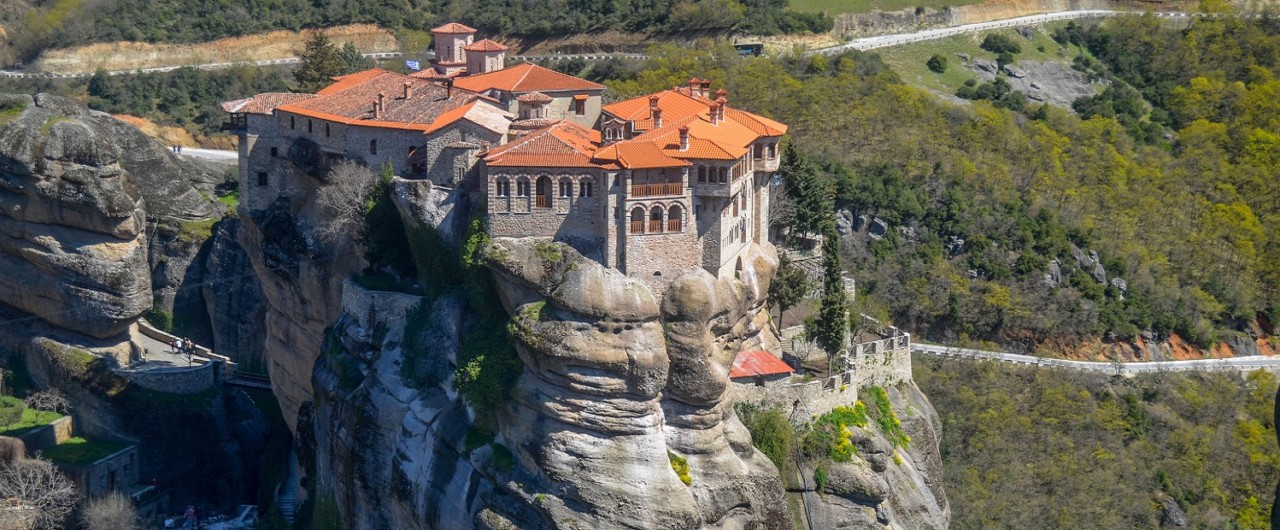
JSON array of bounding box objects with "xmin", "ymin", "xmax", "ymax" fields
[
  {"xmin": 0, "ymin": 0, "xmax": 830, "ymax": 66},
  {"xmin": 915, "ymin": 357, "xmax": 1279, "ymax": 529},
  {"xmin": 568, "ymin": 14, "xmax": 1280, "ymax": 354}
]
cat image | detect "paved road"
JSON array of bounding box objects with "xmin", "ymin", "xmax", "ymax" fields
[
  {"xmin": 180, "ymin": 148, "xmax": 237, "ymax": 161},
  {"xmin": 806, "ymin": 9, "xmax": 1230, "ymax": 56},
  {"xmin": 913, "ymin": 342, "xmax": 1280, "ymax": 375},
  {"xmin": 0, "ymin": 52, "xmax": 402, "ymax": 79}
]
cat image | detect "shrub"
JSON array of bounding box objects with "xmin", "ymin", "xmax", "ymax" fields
[
  {"xmin": 802, "ymin": 403, "xmax": 868, "ymax": 462},
  {"xmin": 866, "ymin": 387, "xmax": 910, "ymax": 448},
  {"xmin": 0, "ymin": 396, "xmax": 25, "ymax": 426},
  {"xmin": 927, "ymin": 54, "xmax": 947, "ymax": 73},
  {"xmin": 813, "ymin": 464, "xmax": 828, "ymax": 492},
  {"xmin": 668, "ymin": 452, "xmax": 693, "ymax": 485},
  {"xmin": 981, "ymin": 33, "xmax": 1022, "ymax": 55},
  {"xmin": 737, "ymin": 404, "xmax": 795, "ymax": 471}
]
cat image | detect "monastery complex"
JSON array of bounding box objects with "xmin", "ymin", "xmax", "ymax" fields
[{"xmin": 222, "ymin": 22, "xmax": 786, "ymax": 291}]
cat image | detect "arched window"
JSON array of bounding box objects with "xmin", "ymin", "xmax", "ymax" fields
[
  {"xmin": 535, "ymin": 176, "xmax": 552, "ymax": 207},
  {"xmin": 631, "ymin": 207, "xmax": 646, "ymax": 233},
  {"xmin": 698, "ymin": 166, "xmax": 706, "ymax": 183},
  {"xmin": 579, "ymin": 177, "xmax": 594, "ymax": 198},
  {"xmin": 369, "ymin": 139, "xmax": 378, "ymax": 155},
  {"xmin": 667, "ymin": 204, "xmax": 683, "ymax": 232},
  {"xmin": 516, "ymin": 177, "xmax": 530, "ymax": 197},
  {"xmin": 649, "ymin": 205, "xmax": 664, "ymax": 233},
  {"xmin": 732, "ymin": 195, "xmax": 739, "ymax": 217},
  {"xmin": 559, "ymin": 177, "xmax": 573, "ymax": 198},
  {"xmin": 735, "ymin": 256, "xmax": 743, "ymax": 279},
  {"xmin": 495, "ymin": 177, "xmax": 510, "ymax": 197}
]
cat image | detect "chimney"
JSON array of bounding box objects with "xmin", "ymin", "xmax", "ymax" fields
[
  {"xmin": 700, "ymin": 79, "xmax": 710, "ymax": 97},
  {"xmin": 653, "ymin": 108, "xmax": 663, "ymax": 128},
  {"xmin": 688, "ymin": 77, "xmax": 700, "ymax": 95},
  {"xmin": 378, "ymin": 92, "xmax": 387, "ymax": 113},
  {"xmin": 445, "ymin": 78, "xmax": 454, "ymax": 98},
  {"xmin": 714, "ymin": 96, "xmax": 726, "ymax": 123},
  {"xmin": 403, "ymin": 81, "xmax": 413, "ymax": 99},
  {"xmin": 678, "ymin": 125, "xmax": 689, "ymax": 151},
  {"xmin": 373, "ymin": 98, "xmax": 381, "ymax": 119},
  {"xmin": 715, "ymin": 88, "xmax": 727, "ymax": 101}
]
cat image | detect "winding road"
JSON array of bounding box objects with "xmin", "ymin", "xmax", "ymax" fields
[{"xmin": 912, "ymin": 342, "xmax": 1280, "ymax": 375}]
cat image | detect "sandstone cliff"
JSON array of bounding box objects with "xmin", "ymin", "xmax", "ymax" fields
[{"xmin": 302, "ymin": 181, "xmax": 948, "ymax": 529}]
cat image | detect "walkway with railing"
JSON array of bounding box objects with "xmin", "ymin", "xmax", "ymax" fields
[
  {"xmin": 631, "ymin": 182, "xmax": 683, "ymax": 197},
  {"xmin": 913, "ymin": 342, "xmax": 1280, "ymax": 375}
]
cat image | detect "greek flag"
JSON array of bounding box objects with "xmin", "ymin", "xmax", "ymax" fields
[{"xmin": 405, "ymin": 60, "xmax": 421, "ymax": 71}]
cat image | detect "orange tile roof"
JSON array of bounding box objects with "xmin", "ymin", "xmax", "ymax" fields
[
  {"xmin": 594, "ymin": 141, "xmax": 690, "ymax": 169},
  {"xmin": 452, "ymin": 63, "xmax": 604, "ymax": 94},
  {"xmin": 485, "ymin": 121, "xmax": 611, "ymax": 168},
  {"xmin": 725, "ymin": 107, "xmax": 788, "ymax": 137},
  {"xmin": 602, "ymin": 90, "xmax": 709, "ymax": 130},
  {"xmin": 272, "ymin": 68, "xmax": 510, "ymax": 134},
  {"xmin": 220, "ymin": 93, "xmax": 315, "ymax": 115},
  {"xmin": 516, "ymin": 91, "xmax": 552, "ymax": 103},
  {"xmin": 463, "ymin": 39, "xmax": 507, "ymax": 52},
  {"xmin": 431, "ymin": 22, "xmax": 476, "ymax": 34},
  {"xmin": 728, "ymin": 351, "xmax": 793, "ymax": 379}
]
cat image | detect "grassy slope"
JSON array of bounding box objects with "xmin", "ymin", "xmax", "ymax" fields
[
  {"xmin": 790, "ymin": 0, "xmax": 984, "ymax": 15},
  {"xmin": 40, "ymin": 436, "xmax": 130, "ymax": 465},
  {"xmin": 874, "ymin": 24, "xmax": 1092, "ymax": 94},
  {"xmin": 915, "ymin": 356, "xmax": 1279, "ymax": 529},
  {"xmin": 0, "ymin": 408, "xmax": 64, "ymax": 436}
]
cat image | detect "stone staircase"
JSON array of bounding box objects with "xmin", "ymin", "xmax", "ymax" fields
[{"xmin": 277, "ymin": 449, "xmax": 299, "ymax": 524}]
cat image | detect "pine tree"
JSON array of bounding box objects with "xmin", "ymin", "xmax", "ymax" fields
[
  {"xmin": 338, "ymin": 42, "xmax": 373, "ymax": 74},
  {"xmin": 294, "ymin": 32, "xmax": 344, "ymax": 93},
  {"xmin": 769, "ymin": 251, "xmax": 809, "ymax": 329},
  {"xmin": 779, "ymin": 143, "xmax": 833, "ymax": 242},
  {"xmin": 811, "ymin": 217, "xmax": 847, "ymax": 355}
]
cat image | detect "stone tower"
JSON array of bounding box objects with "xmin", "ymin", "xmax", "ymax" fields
[
  {"xmin": 464, "ymin": 39, "xmax": 507, "ymax": 75},
  {"xmin": 431, "ymin": 22, "xmax": 476, "ymax": 75}
]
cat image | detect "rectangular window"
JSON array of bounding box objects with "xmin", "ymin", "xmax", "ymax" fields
[
  {"xmin": 325, "ymin": 123, "xmax": 331, "ymax": 137},
  {"xmin": 574, "ymin": 99, "xmax": 585, "ymax": 116},
  {"xmin": 270, "ymin": 147, "xmax": 278, "ymax": 157},
  {"xmin": 307, "ymin": 119, "xmax": 313, "ymax": 133},
  {"xmin": 257, "ymin": 172, "xmax": 268, "ymax": 186},
  {"xmin": 290, "ymin": 116, "xmax": 295, "ymax": 129}
]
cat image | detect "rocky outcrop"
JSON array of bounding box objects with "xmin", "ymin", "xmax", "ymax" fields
[
  {"xmin": 800, "ymin": 382, "xmax": 950, "ymax": 530},
  {"xmin": 967, "ymin": 60, "xmax": 1097, "ymax": 109},
  {"xmin": 202, "ymin": 217, "xmax": 267, "ymax": 368}
]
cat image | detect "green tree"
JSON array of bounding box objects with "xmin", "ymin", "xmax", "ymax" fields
[
  {"xmin": 811, "ymin": 218, "xmax": 847, "ymax": 354},
  {"xmin": 780, "ymin": 143, "xmax": 833, "ymax": 241},
  {"xmin": 769, "ymin": 252, "xmax": 809, "ymax": 329},
  {"xmin": 294, "ymin": 32, "xmax": 345, "ymax": 93},
  {"xmin": 338, "ymin": 42, "xmax": 373, "ymax": 74},
  {"xmin": 926, "ymin": 54, "xmax": 947, "ymax": 74}
]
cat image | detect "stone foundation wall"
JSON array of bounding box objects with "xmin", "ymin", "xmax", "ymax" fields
[
  {"xmin": 116, "ymin": 363, "xmax": 217, "ymax": 394},
  {"xmin": 340, "ymin": 279, "xmax": 425, "ymax": 333},
  {"xmin": 17, "ymin": 416, "xmax": 73, "ymax": 454}
]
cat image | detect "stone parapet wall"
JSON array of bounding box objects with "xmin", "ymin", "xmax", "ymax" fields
[
  {"xmin": 116, "ymin": 363, "xmax": 217, "ymax": 394},
  {"xmin": 16, "ymin": 416, "xmax": 73, "ymax": 454},
  {"xmin": 340, "ymin": 279, "xmax": 425, "ymax": 333},
  {"xmin": 733, "ymin": 373, "xmax": 859, "ymax": 421}
]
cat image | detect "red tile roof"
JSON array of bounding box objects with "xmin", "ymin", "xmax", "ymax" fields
[
  {"xmin": 431, "ymin": 22, "xmax": 477, "ymax": 34},
  {"xmin": 485, "ymin": 120, "xmax": 610, "ymax": 168},
  {"xmin": 453, "ymin": 63, "xmax": 604, "ymax": 94},
  {"xmin": 464, "ymin": 39, "xmax": 507, "ymax": 52},
  {"xmin": 593, "ymin": 141, "xmax": 690, "ymax": 169},
  {"xmin": 220, "ymin": 93, "xmax": 315, "ymax": 115},
  {"xmin": 516, "ymin": 91, "xmax": 552, "ymax": 103},
  {"xmin": 729, "ymin": 351, "xmax": 793, "ymax": 379},
  {"xmin": 603, "ymin": 89, "xmax": 708, "ymax": 129},
  {"xmin": 272, "ymin": 68, "xmax": 510, "ymax": 134}
]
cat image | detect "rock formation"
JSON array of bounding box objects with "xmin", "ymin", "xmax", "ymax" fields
[{"xmin": 304, "ymin": 181, "xmax": 947, "ymax": 529}]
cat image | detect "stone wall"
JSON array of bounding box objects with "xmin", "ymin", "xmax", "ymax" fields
[
  {"xmin": 496, "ymin": 91, "xmax": 603, "ymax": 129},
  {"xmin": 115, "ymin": 362, "xmax": 218, "ymax": 394},
  {"xmin": 850, "ymin": 333, "xmax": 913, "ymax": 388},
  {"xmin": 487, "ymin": 166, "xmax": 608, "ymax": 259},
  {"xmin": 733, "ymin": 373, "xmax": 860, "ymax": 419},
  {"xmin": 340, "ymin": 279, "xmax": 425, "ymax": 333},
  {"xmin": 16, "ymin": 416, "xmax": 73, "ymax": 454},
  {"xmin": 61, "ymin": 445, "xmax": 140, "ymax": 498}
]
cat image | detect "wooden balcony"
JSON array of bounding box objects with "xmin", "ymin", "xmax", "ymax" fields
[
  {"xmin": 630, "ymin": 220, "xmax": 646, "ymax": 234},
  {"xmin": 535, "ymin": 195, "xmax": 552, "ymax": 208},
  {"xmin": 630, "ymin": 182, "xmax": 683, "ymax": 197},
  {"xmin": 667, "ymin": 219, "xmax": 682, "ymax": 232},
  {"xmin": 649, "ymin": 220, "xmax": 663, "ymax": 233}
]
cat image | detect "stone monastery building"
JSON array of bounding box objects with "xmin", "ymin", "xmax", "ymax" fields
[{"xmin": 223, "ymin": 22, "xmax": 786, "ymax": 291}]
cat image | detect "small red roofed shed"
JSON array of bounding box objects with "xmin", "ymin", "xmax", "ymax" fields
[{"xmin": 729, "ymin": 350, "xmax": 793, "ymax": 383}]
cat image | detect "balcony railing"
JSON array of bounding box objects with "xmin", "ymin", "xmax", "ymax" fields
[
  {"xmin": 668, "ymin": 219, "xmax": 682, "ymax": 232},
  {"xmin": 535, "ymin": 195, "xmax": 551, "ymax": 208},
  {"xmin": 630, "ymin": 182, "xmax": 683, "ymax": 197},
  {"xmin": 630, "ymin": 220, "xmax": 646, "ymax": 234},
  {"xmin": 649, "ymin": 219, "xmax": 663, "ymax": 233}
]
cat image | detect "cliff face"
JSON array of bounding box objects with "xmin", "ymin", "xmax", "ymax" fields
[{"xmin": 302, "ymin": 180, "xmax": 948, "ymax": 529}]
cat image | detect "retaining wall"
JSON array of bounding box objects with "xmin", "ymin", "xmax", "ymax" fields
[
  {"xmin": 16, "ymin": 416, "xmax": 73, "ymax": 454},
  {"xmin": 116, "ymin": 362, "xmax": 218, "ymax": 394}
]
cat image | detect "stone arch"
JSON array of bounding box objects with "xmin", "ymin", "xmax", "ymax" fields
[
  {"xmin": 558, "ymin": 176, "xmax": 574, "ymax": 198},
  {"xmin": 578, "ymin": 175, "xmax": 594, "ymax": 197},
  {"xmin": 494, "ymin": 174, "xmax": 511, "ymax": 197},
  {"xmin": 649, "ymin": 205, "xmax": 665, "ymax": 233},
  {"xmin": 631, "ymin": 206, "xmax": 646, "ymax": 233},
  {"xmin": 516, "ymin": 175, "xmax": 531, "ymax": 197},
  {"xmin": 535, "ymin": 175, "xmax": 552, "ymax": 207},
  {"xmin": 667, "ymin": 203, "xmax": 683, "ymax": 232}
]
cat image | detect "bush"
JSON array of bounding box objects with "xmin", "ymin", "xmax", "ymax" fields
[
  {"xmin": 865, "ymin": 387, "xmax": 910, "ymax": 448},
  {"xmin": 737, "ymin": 404, "xmax": 795, "ymax": 471},
  {"xmin": 82, "ymin": 492, "xmax": 141, "ymax": 530},
  {"xmin": 802, "ymin": 403, "xmax": 868, "ymax": 462},
  {"xmin": 814, "ymin": 464, "xmax": 828, "ymax": 492},
  {"xmin": 927, "ymin": 54, "xmax": 947, "ymax": 73},
  {"xmin": 0, "ymin": 396, "xmax": 25, "ymax": 426},
  {"xmin": 668, "ymin": 452, "xmax": 693, "ymax": 485},
  {"xmin": 981, "ymin": 33, "xmax": 1022, "ymax": 54}
]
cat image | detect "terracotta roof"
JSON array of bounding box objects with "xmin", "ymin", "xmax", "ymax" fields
[
  {"xmin": 453, "ymin": 63, "xmax": 604, "ymax": 94},
  {"xmin": 431, "ymin": 22, "xmax": 477, "ymax": 34},
  {"xmin": 728, "ymin": 351, "xmax": 793, "ymax": 379},
  {"xmin": 602, "ymin": 89, "xmax": 708, "ymax": 130},
  {"xmin": 724, "ymin": 107, "xmax": 787, "ymax": 137},
  {"xmin": 516, "ymin": 91, "xmax": 553, "ymax": 103},
  {"xmin": 273, "ymin": 68, "xmax": 511, "ymax": 134},
  {"xmin": 220, "ymin": 93, "xmax": 315, "ymax": 115},
  {"xmin": 485, "ymin": 120, "xmax": 610, "ymax": 168},
  {"xmin": 593, "ymin": 141, "xmax": 690, "ymax": 169},
  {"xmin": 464, "ymin": 39, "xmax": 507, "ymax": 52}
]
